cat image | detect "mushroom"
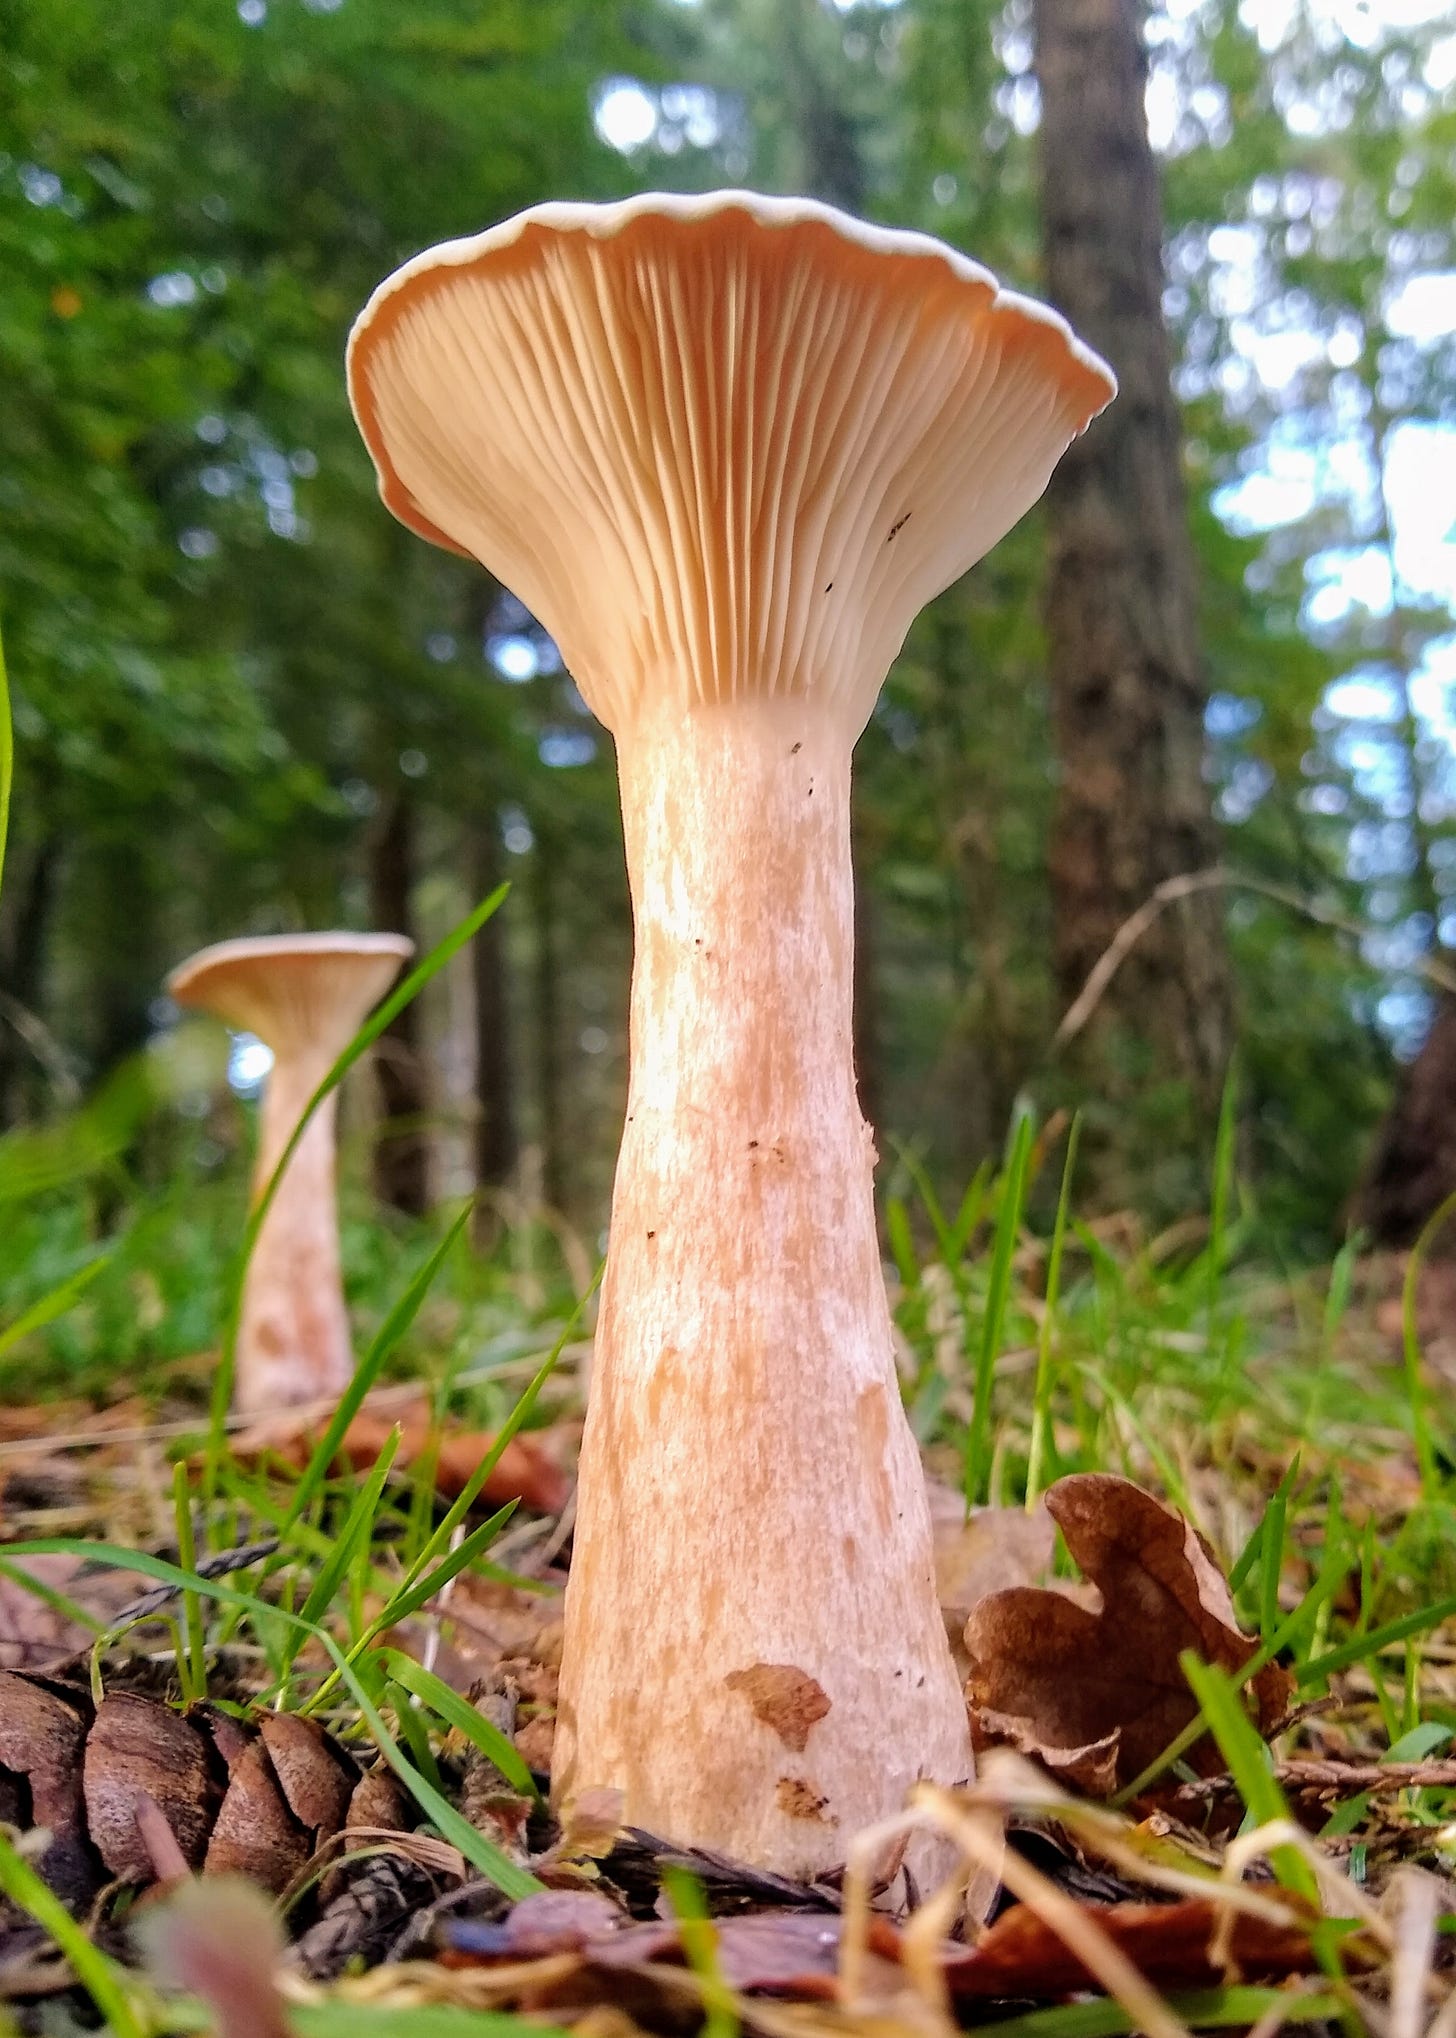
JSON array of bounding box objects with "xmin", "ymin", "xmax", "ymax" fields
[
  {"xmin": 347, "ymin": 193, "xmax": 1114, "ymax": 1876},
  {"xmin": 167, "ymin": 933, "xmax": 414, "ymax": 1415}
]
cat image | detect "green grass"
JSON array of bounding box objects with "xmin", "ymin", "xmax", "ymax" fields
[{"xmin": 4, "ymin": 1047, "xmax": 1456, "ymax": 2034}]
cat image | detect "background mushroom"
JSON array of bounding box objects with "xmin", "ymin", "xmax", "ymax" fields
[
  {"xmin": 348, "ymin": 193, "xmax": 1114, "ymax": 1875},
  {"xmin": 167, "ymin": 933, "xmax": 414, "ymax": 1415}
]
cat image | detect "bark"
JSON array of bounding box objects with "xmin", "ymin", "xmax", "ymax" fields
[
  {"xmin": 1034, "ymin": 0, "xmax": 1232, "ymax": 1109},
  {"xmin": 92, "ymin": 846, "xmax": 160, "ymax": 1077},
  {"xmin": 472, "ymin": 817, "xmax": 518, "ymax": 1194},
  {"xmin": 369, "ymin": 787, "xmax": 430, "ymax": 1216},
  {"xmin": 1353, "ymin": 998, "xmax": 1456, "ymax": 1248},
  {"xmin": 0, "ymin": 833, "xmax": 60, "ymax": 1126}
]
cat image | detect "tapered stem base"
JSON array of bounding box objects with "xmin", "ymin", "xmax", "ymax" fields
[{"xmin": 553, "ymin": 697, "xmax": 970, "ymax": 1877}]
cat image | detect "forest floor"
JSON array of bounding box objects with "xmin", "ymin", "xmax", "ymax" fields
[{"xmin": 3, "ymin": 1142, "xmax": 1456, "ymax": 2038}]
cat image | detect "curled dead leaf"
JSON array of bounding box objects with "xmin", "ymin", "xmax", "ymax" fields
[
  {"xmin": 924, "ymin": 1482, "xmax": 1057, "ymax": 1652},
  {"xmin": 963, "ymin": 1474, "xmax": 1294, "ymax": 1794},
  {"xmin": 942, "ymin": 1892, "xmax": 1362, "ymax": 1998}
]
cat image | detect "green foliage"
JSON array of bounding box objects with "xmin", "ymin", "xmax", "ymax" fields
[{"xmin": 2, "ymin": 0, "xmax": 1453, "ymax": 1242}]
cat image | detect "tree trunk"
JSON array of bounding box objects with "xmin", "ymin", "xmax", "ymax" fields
[
  {"xmin": 472, "ymin": 816, "xmax": 518, "ymax": 1196},
  {"xmin": 531, "ymin": 828, "xmax": 566, "ymax": 1213},
  {"xmin": 369, "ymin": 786, "xmax": 431, "ymax": 1216},
  {"xmin": 1034, "ymin": 0, "xmax": 1232, "ymax": 1115},
  {"xmin": 92, "ymin": 844, "xmax": 159, "ymax": 1076},
  {"xmin": 0, "ymin": 832, "xmax": 60, "ymax": 1126},
  {"xmin": 1353, "ymin": 998, "xmax": 1456, "ymax": 1248}
]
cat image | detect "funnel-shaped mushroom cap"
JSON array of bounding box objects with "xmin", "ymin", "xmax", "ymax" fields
[
  {"xmin": 167, "ymin": 934, "xmax": 414, "ymax": 1060},
  {"xmin": 348, "ymin": 191, "xmax": 1115, "ymax": 737}
]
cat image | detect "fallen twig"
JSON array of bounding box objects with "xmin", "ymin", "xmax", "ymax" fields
[{"xmin": 1173, "ymin": 1760, "xmax": 1456, "ymax": 1804}]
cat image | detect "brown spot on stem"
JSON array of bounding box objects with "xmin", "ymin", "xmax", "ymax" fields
[
  {"xmin": 725, "ymin": 1665, "xmax": 831, "ymax": 1753},
  {"xmin": 776, "ymin": 1777, "xmax": 836, "ymax": 1824}
]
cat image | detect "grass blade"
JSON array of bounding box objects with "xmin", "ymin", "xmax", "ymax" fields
[
  {"xmin": 301, "ymin": 1502, "xmax": 518, "ymax": 1715},
  {"xmin": 4, "ymin": 1536, "xmax": 541, "ymax": 1900},
  {"xmin": 0, "ymin": 1829, "xmax": 145, "ymax": 2038},
  {"xmin": 275, "ymin": 1199, "xmax": 475, "ymax": 1534},
  {"xmin": 970, "ymin": 1988, "xmax": 1341, "ymax": 2038},
  {"xmin": 279, "ymin": 1427, "xmax": 404, "ymax": 1674},
  {"xmin": 1027, "ymin": 1116, "xmax": 1080, "ymax": 1508},
  {"xmin": 382, "ymin": 1651, "xmax": 540, "ymax": 1797},
  {"xmin": 293, "ymin": 2006, "xmax": 570, "ymax": 2038},
  {"xmin": 965, "ymin": 1109, "xmax": 1035, "ymax": 1506},
  {"xmin": 661, "ymin": 1866, "xmax": 739, "ymax": 2038},
  {"xmin": 0, "ymin": 1253, "xmax": 112, "ymax": 1360},
  {"xmin": 399, "ymin": 1270, "xmax": 599, "ymax": 1598},
  {"xmin": 1179, "ymin": 1653, "xmax": 1317, "ymax": 1902},
  {"xmin": 1297, "ymin": 1588, "xmax": 1456, "ymax": 1684}
]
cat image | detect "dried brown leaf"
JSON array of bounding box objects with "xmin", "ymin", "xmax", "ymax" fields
[
  {"xmin": 963, "ymin": 1474, "xmax": 1293, "ymax": 1793},
  {"xmin": 440, "ymin": 1890, "xmax": 626, "ymax": 1961},
  {"xmin": 0, "ymin": 1555, "xmax": 142, "ymax": 1671},
  {"xmin": 137, "ymin": 1874, "xmax": 290, "ymax": 2038},
  {"xmin": 924, "ymin": 1485, "xmax": 1057, "ymax": 1636},
  {"xmin": 442, "ymin": 1908, "xmax": 904, "ymax": 2010},
  {"xmin": 231, "ymin": 1402, "xmax": 570, "ymax": 1515},
  {"xmin": 942, "ymin": 1893, "xmax": 1355, "ymax": 1998}
]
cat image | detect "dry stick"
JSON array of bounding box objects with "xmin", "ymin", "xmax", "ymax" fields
[
  {"xmin": 1387, "ymin": 1868, "xmax": 1446, "ymax": 2038},
  {"xmin": 1051, "ymin": 865, "xmax": 1456, "ymax": 1056},
  {"xmin": 0, "ymin": 1347, "xmax": 585, "ymax": 1461},
  {"xmin": 42, "ymin": 1539, "xmax": 279, "ymax": 1667},
  {"xmin": 0, "ymin": 989, "xmax": 82, "ymax": 1100},
  {"xmin": 1174, "ymin": 1759, "xmax": 1456, "ymax": 1802}
]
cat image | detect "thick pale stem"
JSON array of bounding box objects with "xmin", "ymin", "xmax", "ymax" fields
[
  {"xmin": 554, "ymin": 696, "xmax": 970, "ymax": 1876},
  {"xmin": 235, "ymin": 1053, "xmax": 353, "ymax": 1416}
]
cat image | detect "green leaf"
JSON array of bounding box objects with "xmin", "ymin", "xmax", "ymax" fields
[
  {"xmin": 381, "ymin": 1651, "xmax": 540, "ymax": 1798},
  {"xmin": 965, "ymin": 1110, "xmax": 1036, "ymax": 1506},
  {"xmin": 1179, "ymin": 1652, "xmax": 1317, "ymax": 1903},
  {"xmin": 0, "ymin": 1252, "xmax": 111, "ymax": 1359}
]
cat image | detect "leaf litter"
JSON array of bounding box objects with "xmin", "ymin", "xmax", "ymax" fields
[
  {"xmin": 3, "ymin": 1432, "xmax": 1456, "ymax": 2034},
  {"xmin": 963, "ymin": 1475, "xmax": 1294, "ymax": 1794}
]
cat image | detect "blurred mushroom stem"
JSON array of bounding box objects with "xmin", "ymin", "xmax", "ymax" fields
[
  {"xmin": 554, "ymin": 695, "xmax": 970, "ymax": 1875},
  {"xmin": 240, "ymin": 1046, "xmax": 352, "ymax": 1416}
]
